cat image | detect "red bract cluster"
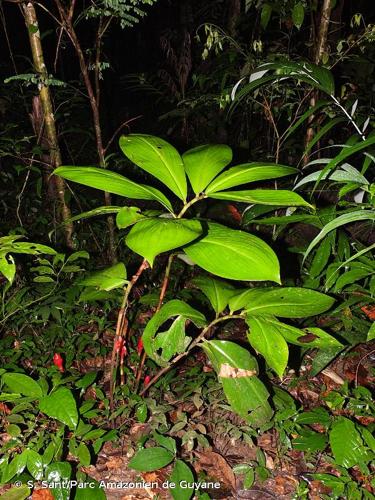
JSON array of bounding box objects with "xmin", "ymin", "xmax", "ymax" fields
[{"xmin": 53, "ymin": 353, "xmax": 64, "ymax": 373}]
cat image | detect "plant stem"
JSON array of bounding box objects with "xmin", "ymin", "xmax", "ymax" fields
[
  {"xmin": 109, "ymin": 259, "xmax": 148, "ymax": 414},
  {"xmin": 139, "ymin": 313, "xmax": 244, "ymax": 396},
  {"xmin": 177, "ymin": 194, "xmax": 206, "ymax": 218}
]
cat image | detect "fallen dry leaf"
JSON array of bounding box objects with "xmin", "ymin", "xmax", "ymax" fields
[
  {"xmin": 195, "ymin": 450, "xmax": 236, "ymax": 491},
  {"xmin": 32, "ymin": 488, "xmax": 54, "ymax": 500}
]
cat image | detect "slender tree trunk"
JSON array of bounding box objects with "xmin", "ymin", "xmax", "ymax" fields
[
  {"xmin": 23, "ymin": 2, "xmax": 74, "ymax": 248},
  {"xmin": 54, "ymin": 1, "xmax": 117, "ymax": 263},
  {"xmin": 303, "ymin": 0, "xmax": 333, "ymax": 164}
]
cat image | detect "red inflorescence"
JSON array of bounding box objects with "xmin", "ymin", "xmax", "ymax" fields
[{"xmin": 53, "ymin": 353, "xmax": 64, "ymax": 373}]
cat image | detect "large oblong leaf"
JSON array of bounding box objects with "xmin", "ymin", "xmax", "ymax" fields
[
  {"xmin": 182, "ymin": 144, "xmax": 232, "ymax": 194},
  {"xmin": 54, "ymin": 166, "xmax": 173, "ymax": 212},
  {"xmin": 208, "ymin": 189, "xmax": 312, "ymax": 207},
  {"xmin": 120, "ymin": 134, "xmax": 187, "ymax": 200},
  {"xmin": 204, "ymin": 163, "xmax": 297, "ymax": 194},
  {"xmin": 202, "ymin": 340, "xmax": 273, "ymax": 426},
  {"xmin": 184, "ymin": 222, "xmax": 280, "ymax": 282},
  {"xmin": 246, "ymin": 316, "xmax": 289, "ymax": 377},
  {"xmin": 39, "ymin": 387, "xmax": 78, "ymax": 430},
  {"xmin": 126, "ymin": 219, "xmax": 202, "ymax": 266},
  {"xmin": 230, "ymin": 287, "xmax": 334, "ymax": 317},
  {"xmin": 79, "ymin": 262, "xmax": 127, "ymax": 291},
  {"xmin": 330, "ymin": 418, "xmax": 371, "ymax": 468}
]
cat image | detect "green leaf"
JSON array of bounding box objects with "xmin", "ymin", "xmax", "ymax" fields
[
  {"xmin": 293, "ymin": 431, "xmax": 327, "ymax": 452},
  {"xmin": 205, "ymin": 163, "xmax": 297, "ymax": 194},
  {"xmin": 1, "ymin": 451, "xmax": 28, "ymax": 483},
  {"xmin": 45, "ymin": 462, "xmax": 72, "ymax": 500},
  {"xmin": 142, "ymin": 299, "xmax": 206, "ymax": 365},
  {"xmin": 182, "ymin": 144, "xmax": 232, "ymax": 194},
  {"xmin": 184, "ymin": 222, "xmax": 280, "ymax": 282},
  {"xmin": 258, "ymin": 316, "xmax": 342, "ymax": 348},
  {"xmin": 126, "ymin": 218, "xmax": 202, "ymax": 266},
  {"xmin": 303, "ymin": 211, "xmax": 375, "ymax": 262},
  {"xmin": 208, "ymin": 189, "xmax": 312, "ymax": 207},
  {"xmin": 294, "ymin": 166, "xmax": 369, "ymax": 189},
  {"xmin": 120, "ymin": 134, "xmax": 187, "ymax": 200},
  {"xmin": 230, "ymin": 287, "xmax": 334, "ymax": 317},
  {"xmin": 77, "ymin": 442, "xmax": 91, "ymax": 466},
  {"xmin": 0, "ymin": 253, "xmax": 15, "ymax": 283},
  {"xmin": 295, "ymin": 407, "xmax": 331, "ymax": 426},
  {"xmin": 367, "ymin": 323, "xmax": 375, "ymax": 342},
  {"xmin": 292, "ymin": 2, "xmax": 304, "ymax": 29},
  {"xmin": 26, "ymin": 449, "xmax": 44, "ymax": 480},
  {"xmin": 190, "ymin": 275, "xmax": 236, "ymax": 313},
  {"xmin": 2, "ymin": 373, "xmax": 42, "ymax": 399},
  {"xmin": 80, "ymin": 263, "xmax": 127, "ymax": 291},
  {"xmin": 170, "ymin": 460, "xmax": 195, "ymax": 500},
  {"xmin": 202, "ymin": 340, "xmax": 273, "ymax": 426},
  {"xmin": 39, "ymin": 387, "xmax": 78, "ymax": 430},
  {"xmin": 0, "ymin": 485, "xmax": 30, "ymax": 500},
  {"xmin": 153, "ymin": 432, "xmax": 177, "ymax": 454},
  {"xmin": 54, "ymin": 166, "xmax": 173, "ymax": 212},
  {"xmin": 128, "ymin": 447, "xmax": 174, "ymax": 472},
  {"xmin": 74, "ymin": 478, "xmax": 106, "ymax": 500},
  {"xmin": 330, "ymin": 418, "xmax": 372, "ymax": 467},
  {"xmin": 260, "ymin": 4, "xmax": 272, "ymax": 29},
  {"xmin": 246, "ymin": 316, "xmax": 289, "ymax": 377},
  {"xmin": 116, "ymin": 206, "xmax": 145, "ymax": 229},
  {"xmin": 64, "ymin": 206, "xmax": 122, "ymax": 224}
]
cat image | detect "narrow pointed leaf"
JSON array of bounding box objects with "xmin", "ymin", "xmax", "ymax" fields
[
  {"xmin": 246, "ymin": 316, "xmax": 289, "ymax": 377},
  {"xmin": 209, "ymin": 189, "xmax": 312, "ymax": 207},
  {"xmin": 182, "ymin": 144, "xmax": 232, "ymax": 194},
  {"xmin": 126, "ymin": 219, "xmax": 202, "ymax": 266},
  {"xmin": 120, "ymin": 134, "xmax": 187, "ymax": 200},
  {"xmin": 184, "ymin": 222, "xmax": 280, "ymax": 282},
  {"xmin": 205, "ymin": 163, "xmax": 297, "ymax": 194},
  {"xmin": 54, "ymin": 166, "xmax": 173, "ymax": 212},
  {"xmin": 202, "ymin": 340, "xmax": 273, "ymax": 426}
]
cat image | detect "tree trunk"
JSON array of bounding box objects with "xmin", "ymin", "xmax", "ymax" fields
[
  {"xmin": 303, "ymin": 0, "xmax": 333, "ymax": 164},
  {"xmin": 23, "ymin": 2, "xmax": 74, "ymax": 248}
]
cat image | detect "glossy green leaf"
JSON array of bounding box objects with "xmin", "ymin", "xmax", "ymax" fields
[
  {"xmin": 246, "ymin": 316, "xmax": 289, "ymax": 377},
  {"xmin": 292, "ymin": 2, "xmax": 304, "ymax": 28},
  {"xmin": 142, "ymin": 299, "xmax": 206, "ymax": 365},
  {"xmin": 170, "ymin": 460, "xmax": 195, "ymax": 500},
  {"xmin": 0, "ymin": 485, "xmax": 30, "ymax": 500},
  {"xmin": 54, "ymin": 166, "xmax": 173, "ymax": 212},
  {"xmin": 26, "ymin": 449, "xmax": 44, "ymax": 480},
  {"xmin": 126, "ymin": 218, "xmax": 202, "ymax": 266},
  {"xmin": 183, "ymin": 144, "xmax": 232, "ymax": 194},
  {"xmin": 128, "ymin": 447, "xmax": 175, "ymax": 472},
  {"xmin": 293, "ymin": 431, "xmax": 327, "ymax": 452},
  {"xmin": 303, "ymin": 210, "xmax": 375, "ymax": 262},
  {"xmin": 2, "ymin": 373, "xmax": 42, "ymax": 399},
  {"xmin": 116, "ymin": 206, "xmax": 145, "ymax": 229},
  {"xmin": 205, "ymin": 163, "xmax": 297, "ymax": 194},
  {"xmin": 64, "ymin": 206, "xmax": 122, "ymax": 224},
  {"xmin": 120, "ymin": 134, "xmax": 187, "ymax": 200},
  {"xmin": 77, "ymin": 442, "xmax": 91, "ymax": 466},
  {"xmin": 80, "ymin": 263, "xmax": 127, "ymax": 291},
  {"xmin": 45, "ymin": 462, "xmax": 72, "ymax": 500},
  {"xmin": 39, "ymin": 387, "xmax": 78, "ymax": 430},
  {"xmin": 1, "ymin": 451, "xmax": 28, "ymax": 483},
  {"xmin": 184, "ymin": 223, "xmax": 280, "ymax": 282},
  {"xmin": 190, "ymin": 275, "xmax": 236, "ymax": 313},
  {"xmin": 295, "ymin": 166, "xmax": 368, "ymax": 189},
  {"xmin": 295, "ymin": 407, "xmax": 331, "ymax": 426},
  {"xmin": 202, "ymin": 340, "xmax": 273, "ymax": 426},
  {"xmin": 208, "ymin": 189, "xmax": 312, "ymax": 207},
  {"xmin": 0, "ymin": 253, "xmax": 15, "ymax": 283},
  {"xmin": 330, "ymin": 418, "xmax": 372, "ymax": 467},
  {"xmin": 257, "ymin": 316, "xmax": 342, "ymax": 348},
  {"xmin": 230, "ymin": 287, "xmax": 334, "ymax": 317},
  {"xmin": 74, "ymin": 478, "xmax": 106, "ymax": 500}
]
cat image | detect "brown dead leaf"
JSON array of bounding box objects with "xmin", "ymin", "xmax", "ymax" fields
[
  {"xmin": 32, "ymin": 489, "xmax": 54, "ymax": 500},
  {"xmin": 195, "ymin": 450, "xmax": 236, "ymax": 491},
  {"xmin": 219, "ymin": 363, "xmax": 256, "ymax": 378}
]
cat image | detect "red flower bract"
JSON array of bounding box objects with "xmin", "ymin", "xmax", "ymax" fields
[
  {"xmin": 53, "ymin": 353, "xmax": 64, "ymax": 373},
  {"xmin": 144, "ymin": 375, "xmax": 151, "ymax": 386},
  {"xmin": 137, "ymin": 337, "xmax": 144, "ymax": 355}
]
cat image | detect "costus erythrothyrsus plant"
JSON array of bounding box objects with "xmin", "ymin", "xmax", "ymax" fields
[{"xmin": 54, "ymin": 134, "xmax": 340, "ymax": 426}]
